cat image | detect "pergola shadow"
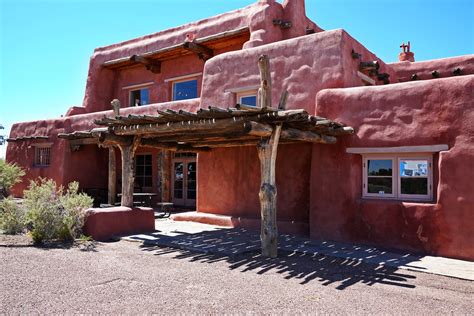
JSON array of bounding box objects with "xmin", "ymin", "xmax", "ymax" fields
[{"xmin": 134, "ymin": 228, "xmax": 417, "ymax": 290}]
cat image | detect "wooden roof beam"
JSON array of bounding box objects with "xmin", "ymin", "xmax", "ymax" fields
[
  {"xmin": 130, "ymin": 55, "xmax": 161, "ymax": 73},
  {"xmin": 183, "ymin": 41, "xmax": 213, "ymax": 61}
]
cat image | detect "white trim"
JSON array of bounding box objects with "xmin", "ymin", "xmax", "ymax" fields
[
  {"xmin": 362, "ymin": 154, "xmax": 433, "ymax": 201},
  {"xmin": 224, "ymin": 85, "xmax": 259, "ymax": 93},
  {"xmin": 164, "ymin": 72, "xmax": 202, "ymax": 83},
  {"xmin": 121, "ymin": 82, "xmax": 154, "ymax": 90},
  {"xmin": 347, "ymin": 144, "xmax": 448, "ymax": 154},
  {"xmin": 357, "ymin": 71, "xmax": 376, "ymax": 85}
]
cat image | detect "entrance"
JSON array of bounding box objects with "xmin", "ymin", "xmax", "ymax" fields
[{"xmin": 171, "ymin": 153, "xmax": 197, "ymax": 207}]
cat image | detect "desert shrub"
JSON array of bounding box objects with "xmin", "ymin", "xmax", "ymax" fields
[
  {"xmin": 0, "ymin": 159, "xmax": 25, "ymax": 198},
  {"xmin": 24, "ymin": 178, "xmax": 93, "ymax": 243},
  {"xmin": 0, "ymin": 197, "xmax": 25, "ymax": 234},
  {"xmin": 60, "ymin": 182, "xmax": 93, "ymax": 240}
]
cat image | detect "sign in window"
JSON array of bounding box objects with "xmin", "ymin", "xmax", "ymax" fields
[{"xmin": 172, "ymin": 79, "xmax": 198, "ymax": 101}]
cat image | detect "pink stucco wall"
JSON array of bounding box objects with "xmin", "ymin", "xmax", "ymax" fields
[{"xmin": 311, "ymin": 75, "xmax": 474, "ymax": 260}]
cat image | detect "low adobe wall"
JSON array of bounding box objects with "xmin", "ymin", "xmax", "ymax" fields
[
  {"xmin": 83, "ymin": 207, "xmax": 155, "ymax": 241},
  {"xmin": 311, "ymin": 75, "xmax": 474, "ymax": 260}
]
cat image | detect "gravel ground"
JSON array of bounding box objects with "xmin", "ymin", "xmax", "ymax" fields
[{"xmin": 1, "ymin": 235, "xmax": 473, "ymax": 315}]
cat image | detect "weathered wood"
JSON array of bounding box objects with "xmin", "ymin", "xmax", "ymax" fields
[
  {"xmin": 119, "ymin": 135, "xmax": 141, "ymax": 207},
  {"xmin": 158, "ymin": 150, "xmax": 171, "ymax": 203},
  {"xmin": 278, "ymin": 89, "xmax": 288, "ymax": 110},
  {"xmin": 257, "ymin": 124, "xmax": 282, "ymax": 258},
  {"xmin": 107, "ymin": 146, "xmax": 117, "ymax": 205},
  {"xmin": 140, "ymin": 139, "xmax": 211, "ymax": 152},
  {"xmin": 130, "ymin": 55, "xmax": 161, "ymax": 73},
  {"xmin": 111, "ymin": 99, "xmax": 121, "ymax": 117},
  {"xmin": 183, "ymin": 41, "xmax": 214, "ymax": 60},
  {"xmin": 258, "ymin": 55, "xmax": 272, "ymax": 109},
  {"xmin": 281, "ymin": 128, "xmax": 337, "ymax": 144},
  {"xmin": 111, "ymin": 117, "xmax": 272, "ymax": 137}
]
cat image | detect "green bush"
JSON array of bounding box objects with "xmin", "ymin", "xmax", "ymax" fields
[
  {"xmin": 0, "ymin": 197, "xmax": 25, "ymax": 234},
  {"xmin": 24, "ymin": 178, "xmax": 93, "ymax": 243},
  {"xmin": 0, "ymin": 159, "xmax": 25, "ymax": 198}
]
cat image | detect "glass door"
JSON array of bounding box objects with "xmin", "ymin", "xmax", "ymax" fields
[{"xmin": 171, "ymin": 153, "xmax": 197, "ymax": 207}]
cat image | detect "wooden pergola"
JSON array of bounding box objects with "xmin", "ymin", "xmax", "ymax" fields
[{"xmin": 59, "ymin": 56, "xmax": 354, "ymax": 257}]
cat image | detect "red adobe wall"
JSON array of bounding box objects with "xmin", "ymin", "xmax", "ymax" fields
[
  {"xmin": 81, "ymin": 0, "xmax": 322, "ymax": 114},
  {"xmin": 195, "ymin": 29, "xmax": 396, "ymax": 231},
  {"xmin": 311, "ymin": 75, "xmax": 474, "ymax": 260},
  {"xmin": 389, "ymin": 55, "xmax": 474, "ymax": 82}
]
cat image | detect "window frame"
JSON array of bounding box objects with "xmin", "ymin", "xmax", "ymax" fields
[
  {"xmin": 129, "ymin": 87, "xmax": 150, "ymax": 107},
  {"xmin": 34, "ymin": 144, "xmax": 52, "ymax": 167},
  {"xmin": 135, "ymin": 153, "xmax": 153, "ymax": 189},
  {"xmin": 363, "ymin": 155, "xmax": 396, "ymax": 199},
  {"xmin": 362, "ymin": 154, "xmax": 433, "ymax": 201},
  {"xmin": 236, "ymin": 90, "xmax": 258, "ymax": 107},
  {"xmin": 171, "ymin": 78, "xmax": 198, "ymax": 101}
]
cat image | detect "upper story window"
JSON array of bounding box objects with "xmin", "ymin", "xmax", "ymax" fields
[
  {"xmin": 362, "ymin": 155, "xmax": 433, "ymax": 201},
  {"xmin": 237, "ymin": 90, "xmax": 258, "ymax": 107},
  {"xmin": 172, "ymin": 79, "xmax": 198, "ymax": 101},
  {"xmin": 130, "ymin": 88, "xmax": 149, "ymax": 106},
  {"xmin": 34, "ymin": 145, "xmax": 51, "ymax": 167}
]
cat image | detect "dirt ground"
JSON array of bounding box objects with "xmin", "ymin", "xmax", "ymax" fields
[{"xmin": 1, "ymin": 234, "xmax": 473, "ymax": 315}]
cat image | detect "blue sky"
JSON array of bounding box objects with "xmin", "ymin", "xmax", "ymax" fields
[{"xmin": 1, "ymin": 0, "xmax": 473, "ymax": 158}]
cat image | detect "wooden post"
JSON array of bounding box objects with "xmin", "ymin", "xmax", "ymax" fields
[
  {"xmin": 257, "ymin": 55, "xmax": 272, "ymax": 109},
  {"xmin": 158, "ymin": 150, "xmax": 171, "ymax": 202},
  {"xmin": 118, "ymin": 136, "xmax": 141, "ymax": 207},
  {"xmin": 257, "ymin": 124, "xmax": 282, "ymax": 258},
  {"xmin": 107, "ymin": 146, "xmax": 117, "ymax": 205}
]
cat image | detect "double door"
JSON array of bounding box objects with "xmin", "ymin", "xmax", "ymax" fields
[{"xmin": 171, "ymin": 155, "xmax": 196, "ymax": 207}]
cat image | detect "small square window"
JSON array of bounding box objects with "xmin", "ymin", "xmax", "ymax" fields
[
  {"xmin": 237, "ymin": 91, "xmax": 258, "ymax": 107},
  {"xmin": 34, "ymin": 146, "xmax": 51, "ymax": 167},
  {"xmin": 172, "ymin": 79, "xmax": 198, "ymax": 101},
  {"xmin": 130, "ymin": 88, "xmax": 149, "ymax": 106}
]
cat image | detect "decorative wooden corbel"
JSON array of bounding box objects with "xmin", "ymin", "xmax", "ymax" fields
[
  {"xmin": 183, "ymin": 41, "xmax": 214, "ymax": 61},
  {"xmin": 130, "ymin": 55, "xmax": 161, "ymax": 73}
]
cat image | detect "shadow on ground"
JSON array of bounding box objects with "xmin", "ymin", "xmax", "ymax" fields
[{"xmin": 134, "ymin": 227, "xmax": 417, "ymax": 290}]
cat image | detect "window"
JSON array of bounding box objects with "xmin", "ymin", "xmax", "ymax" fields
[
  {"xmin": 237, "ymin": 91, "xmax": 258, "ymax": 107},
  {"xmin": 172, "ymin": 79, "xmax": 198, "ymax": 101},
  {"xmin": 363, "ymin": 155, "xmax": 432, "ymax": 201},
  {"xmin": 129, "ymin": 88, "xmax": 149, "ymax": 106},
  {"xmin": 34, "ymin": 146, "xmax": 51, "ymax": 167},
  {"xmin": 135, "ymin": 154, "xmax": 152, "ymax": 188}
]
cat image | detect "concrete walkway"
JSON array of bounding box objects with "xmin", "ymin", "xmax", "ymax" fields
[{"xmin": 123, "ymin": 218, "xmax": 474, "ymax": 281}]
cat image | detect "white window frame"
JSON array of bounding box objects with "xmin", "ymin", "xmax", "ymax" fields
[
  {"xmin": 362, "ymin": 153, "xmax": 433, "ymax": 201},
  {"xmin": 171, "ymin": 78, "xmax": 199, "ymax": 101},
  {"xmin": 363, "ymin": 155, "xmax": 396, "ymax": 199},
  {"xmin": 236, "ymin": 90, "xmax": 258, "ymax": 107},
  {"xmin": 34, "ymin": 145, "xmax": 51, "ymax": 167}
]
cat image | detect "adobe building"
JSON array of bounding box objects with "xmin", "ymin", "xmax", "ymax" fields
[{"xmin": 6, "ymin": 0, "xmax": 474, "ymax": 260}]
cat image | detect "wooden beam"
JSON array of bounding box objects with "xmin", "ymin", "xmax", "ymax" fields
[
  {"xmin": 108, "ymin": 146, "xmax": 117, "ymax": 205},
  {"xmin": 158, "ymin": 150, "xmax": 171, "ymax": 203},
  {"xmin": 111, "ymin": 118, "xmax": 272, "ymax": 138},
  {"xmin": 130, "ymin": 55, "xmax": 161, "ymax": 73},
  {"xmin": 278, "ymin": 89, "xmax": 288, "ymax": 110},
  {"xmin": 257, "ymin": 124, "xmax": 282, "ymax": 258},
  {"xmin": 140, "ymin": 139, "xmax": 211, "ymax": 152},
  {"xmin": 258, "ymin": 55, "xmax": 272, "ymax": 109},
  {"xmin": 280, "ymin": 128, "xmax": 337, "ymax": 144},
  {"xmin": 183, "ymin": 41, "xmax": 214, "ymax": 61}
]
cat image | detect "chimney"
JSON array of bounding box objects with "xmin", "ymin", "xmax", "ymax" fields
[{"xmin": 399, "ymin": 41, "xmax": 415, "ymax": 62}]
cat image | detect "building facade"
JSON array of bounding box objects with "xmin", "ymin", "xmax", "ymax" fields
[{"xmin": 6, "ymin": 0, "xmax": 474, "ymax": 260}]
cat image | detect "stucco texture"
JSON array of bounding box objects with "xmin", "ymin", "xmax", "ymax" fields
[{"xmin": 311, "ymin": 75, "xmax": 474, "ymax": 260}]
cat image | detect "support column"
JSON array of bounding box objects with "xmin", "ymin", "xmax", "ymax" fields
[
  {"xmin": 257, "ymin": 124, "xmax": 282, "ymax": 258},
  {"xmin": 107, "ymin": 146, "xmax": 116, "ymax": 205},
  {"xmin": 158, "ymin": 150, "xmax": 171, "ymax": 202},
  {"xmin": 118, "ymin": 136, "xmax": 141, "ymax": 207}
]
